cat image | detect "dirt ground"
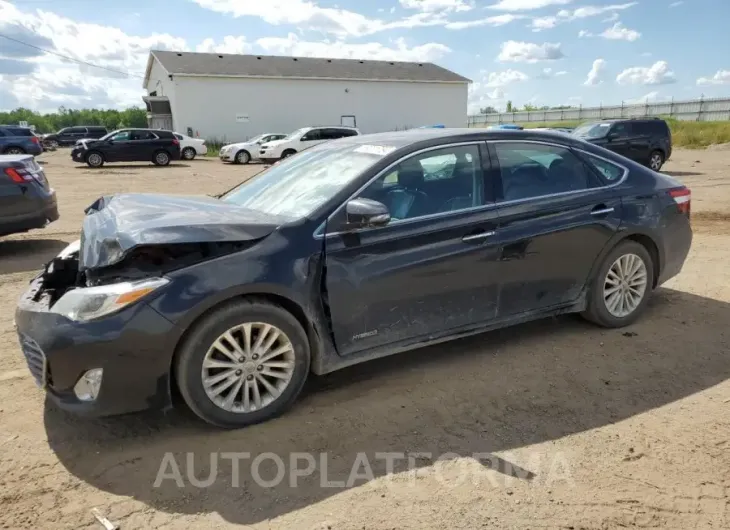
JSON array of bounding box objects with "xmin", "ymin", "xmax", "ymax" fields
[{"xmin": 0, "ymin": 148, "xmax": 729, "ymax": 529}]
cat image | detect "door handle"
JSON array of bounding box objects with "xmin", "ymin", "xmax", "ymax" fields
[
  {"xmin": 462, "ymin": 231, "xmax": 495, "ymax": 243},
  {"xmin": 591, "ymin": 206, "xmax": 615, "ymax": 216}
]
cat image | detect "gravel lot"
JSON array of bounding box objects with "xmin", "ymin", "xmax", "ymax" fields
[{"xmin": 0, "ymin": 148, "xmax": 729, "ymax": 529}]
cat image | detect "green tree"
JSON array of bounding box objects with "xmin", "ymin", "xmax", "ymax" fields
[
  {"xmin": 506, "ymin": 100, "xmax": 514, "ymax": 112},
  {"xmin": 479, "ymin": 106, "xmax": 498, "ymax": 114},
  {"xmin": 0, "ymin": 106, "xmax": 148, "ymax": 133}
]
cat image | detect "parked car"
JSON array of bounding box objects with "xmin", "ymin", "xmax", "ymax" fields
[
  {"xmin": 258, "ymin": 126, "xmax": 360, "ymax": 163},
  {"xmin": 572, "ymin": 118, "xmax": 672, "ymax": 171},
  {"xmin": 219, "ymin": 133, "xmax": 287, "ymax": 164},
  {"xmin": 14, "ymin": 128, "xmax": 692, "ymax": 428},
  {"xmin": 173, "ymin": 133, "xmax": 208, "ymax": 160},
  {"xmin": 0, "ymin": 154, "xmax": 58, "ymax": 237},
  {"xmin": 71, "ymin": 128, "xmax": 181, "ymax": 167},
  {"xmin": 0, "ymin": 125, "xmax": 43, "ymax": 156},
  {"xmin": 42, "ymin": 126, "xmax": 107, "ymax": 148}
]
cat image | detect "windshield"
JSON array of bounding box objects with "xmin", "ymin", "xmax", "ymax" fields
[
  {"xmin": 221, "ymin": 142, "xmax": 387, "ymax": 218},
  {"xmin": 247, "ymin": 134, "xmax": 266, "ymax": 144},
  {"xmin": 99, "ymin": 129, "xmax": 120, "ymax": 141},
  {"xmin": 282, "ymin": 128, "xmax": 308, "ymax": 141},
  {"xmin": 573, "ymin": 122, "xmax": 611, "ymax": 139}
]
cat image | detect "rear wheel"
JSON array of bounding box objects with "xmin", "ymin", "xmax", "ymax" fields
[
  {"xmin": 583, "ymin": 241, "xmax": 654, "ymax": 328},
  {"xmin": 281, "ymin": 149, "xmax": 296, "ymax": 159},
  {"xmin": 85, "ymin": 151, "xmax": 104, "ymax": 167},
  {"xmin": 175, "ymin": 298, "xmax": 311, "ymax": 428},
  {"xmin": 649, "ymin": 150, "xmax": 664, "ymax": 171},
  {"xmin": 4, "ymin": 147, "xmax": 24, "ymax": 155},
  {"xmin": 182, "ymin": 147, "xmax": 196, "ymax": 160},
  {"xmin": 235, "ymin": 150, "xmax": 250, "ymax": 164},
  {"xmin": 153, "ymin": 150, "xmax": 171, "ymax": 166}
]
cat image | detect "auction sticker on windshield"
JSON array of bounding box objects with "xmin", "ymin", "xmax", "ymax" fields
[{"xmin": 354, "ymin": 145, "xmax": 396, "ymax": 156}]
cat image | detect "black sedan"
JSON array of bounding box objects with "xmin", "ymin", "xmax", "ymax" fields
[
  {"xmin": 14, "ymin": 129, "xmax": 692, "ymax": 428},
  {"xmin": 0, "ymin": 154, "xmax": 58, "ymax": 237}
]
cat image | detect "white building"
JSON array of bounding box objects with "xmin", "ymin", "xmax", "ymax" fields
[{"xmin": 142, "ymin": 51, "xmax": 470, "ymax": 142}]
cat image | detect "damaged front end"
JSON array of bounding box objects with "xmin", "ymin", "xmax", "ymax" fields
[{"xmin": 28, "ymin": 192, "xmax": 282, "ymax": 318}]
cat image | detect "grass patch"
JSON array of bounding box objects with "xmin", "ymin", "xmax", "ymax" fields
[{"xmin": 474, "ymin": 118, "xmax": 730, "ymax": 149}]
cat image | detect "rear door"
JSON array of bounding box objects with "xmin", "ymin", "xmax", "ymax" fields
[
  {"xmin": 628, "ymin": 121, "xmax": 653, "ymax": 164},
  {"xmin": 605, "ymin": 122, "xmax": 633, "ymax": 159},
  {"xmin": 130, "ymin": 130, "xmax": 159, "ymax": 161},
  {"xmin": 489, "ymin": 140, "xmax": 624, "ymax": 316},
  {"xmin": 298, "ymin": 128, "xmax": 323, "ymax": 149}
]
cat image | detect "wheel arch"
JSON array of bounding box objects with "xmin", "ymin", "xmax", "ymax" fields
[
  {"xmin": 2, "ymin": 145, "xmax": 26, "ymax": 154},
  {"xmin": 85, "ymin": 149, "xmax": 105, "ymax": 162},
  {"xmin": 235, "ymin": 148, "xmax": 251, "ymax": 161},
  {"xmin": 167, "ymin": 290, "xmax": 324, "ymax": 400},
  {"xmin": 589, "ymin": 230, "xmax": 663, "ymax": 290}
]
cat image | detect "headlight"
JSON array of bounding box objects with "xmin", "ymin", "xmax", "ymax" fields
[{"xmin": 50, "ymin": 277, "xmax": 169, "ymax": 321}]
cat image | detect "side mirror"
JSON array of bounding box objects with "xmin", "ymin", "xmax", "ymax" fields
[
  {"xmin": 345, "ymin": 198, "xmax": 391, "ymax": 229},
  {"xmin": 607, "ymin": 131, "xmax": 619, "ymax": 141}
]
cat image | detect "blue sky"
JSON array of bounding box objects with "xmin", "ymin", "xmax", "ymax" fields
[{"xmin": 0, "ymin": 0, "xmax": 728, "ymax": 113}]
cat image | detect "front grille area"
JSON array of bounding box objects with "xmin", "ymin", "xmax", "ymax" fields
[{"xmin": 18, "ymin": 333, "xmax": 47, "ymax": 388}]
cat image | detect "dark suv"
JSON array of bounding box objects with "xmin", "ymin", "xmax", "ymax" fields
[
  {"xmin": 573, "ymin": 118, "xmax": 672, "ymax": 171},
  {"xmin": 0, "ymin": 125, "xmax": 44, "ymax": 156},
  {"xmin": 42, "ymin": 126, "xmax": 108, "ymax": 148},
  {"xmin": 71, "ymin": 129, "xmax": 181, "ymax": 167}
]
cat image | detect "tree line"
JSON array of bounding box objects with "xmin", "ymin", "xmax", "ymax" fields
[
  {"xmin": 478, "ymin": 102, "xmax": 577, "ymax": 114},
  {"xmin": 0, "ymin": 106, "xmax": 147, "ymax": 134}
]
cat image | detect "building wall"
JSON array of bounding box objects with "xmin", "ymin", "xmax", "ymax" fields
[
  {"xmin": 145, "ymin": 59, "xmax": 177, "ymax": 121},
  {"xmin": 168, "ymin": 76, "xmax": 468, "ymax": 142}
]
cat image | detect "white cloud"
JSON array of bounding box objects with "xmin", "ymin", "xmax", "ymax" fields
[
  {"xmin": 497, "ymin": 40, "xmax": 564, "ymax": 63},
  {"xmin": 616, "ymin": 60, "xmax": 677, "ymax": 85},
  {"xmin": 603, "ymin": 12, "xmax": 620, "ymax": 22},
  {"xmin": 399, "ymin": 0, "xmax": 472, "ymax": 12},
  {"xmin": 669, "ymin": 1, "xmax": 683, "ymax": 6},
  {"xmin": 256, "ymin": 34, "xmax": 451, "ymax": 62},
  {"xmin": 584, "ymin": 58, "xmax": 606, "ymax": 86},
  {"xmin": 600, "ymin": 22, "xmax": 640, "ymax": 41},
  {"xmin": 483, "ymin": 69, "xmax": 529, "ymax": 87},
  {"xmin": 696, "ymin": 70, "xmax": 730, "ymax": 86},
  {"xmin": 467, "ymin": 82, "xmax": 506, "ymax": 113},
  {"xmin": 487, "ymin": 0, "xmax": 574, "ymax": 11},
  {"xmin": 536, "ymin": 67, "xmax": 567, "ymax": 78},
  {"xmin": 446, "ymin": 13, "xmax": 523, "ymax": 29},
  {"xmin": 626, "ymin": 91, "xmax": 671, "ymax": 104},
  {"xmin": 529, "ymin": 2, "xmax": 636, "ymax": 31},
  {"xmin": 578, "ymin": 30, "xmax": 591, "ymax": 37},
  {"xmin": 196, "ymin": 36, "xmax": 251, "ymax": 54}
]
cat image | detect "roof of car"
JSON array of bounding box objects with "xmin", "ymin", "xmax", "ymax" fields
[
  {"xmin": 148, "ymin": 51, "xmax": 471, "ymax": 84},
  {"xmin": 335, "ymin": 128, "xmax": 586, "ymax": 149}
]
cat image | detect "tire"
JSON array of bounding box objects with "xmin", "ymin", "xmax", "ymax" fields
[
  {"xmin": 582, "ymin": 240, "xmax": 654, "ymax": 328},
  {"xmin": 175, "ymin": 298, "xmax": 311, "ymax": 428},
  {"xmin": 48, "ymin": 140, "xmax": 59, "ymax": 149},
  {"xmin": 281, "ymin": 149, "xmax": 296, "ymax": 159},
  {"xmin": 234, "ymin": 150, "xmax": 250, "ymax": 164},
  {"xmin": 85, "ymin": 151, "xmax": 104, "ymax": 167},
  {"xmin": 648, "ymin": 150, "xmax": 664, "ymax": 172},
  {"xmin": 3, "ymin": 147, "xmax": 24, "ymax": 155},
  {"xmin": 182, "ymin": 147, "xmax": 196, "ymax": 160},
  {"xmin": 153, "ymin": 150, "xmax": 171, "ymax": 166}
]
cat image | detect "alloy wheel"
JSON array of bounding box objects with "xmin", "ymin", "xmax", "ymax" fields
[
  {"xmin": 156, "ymin": 152, "xmax": 169, "ymax": 165},
  {"xmin": 48, "ymin": 140, "xmax": 59, "ymax": 149},
  {"xmin": 87, "ymin": 153, "xmax": 102, "ymax": 166},
  {"xmin": 182, "ymin": 148, "xmax": 195, "ymax": 160},
  {"xmin": 650, "ymin": 153, "xmax": 663, "ymax": 171},
  {"xmin": 201, "ymin": 322, "xmax": 296, "ymax": 413},
  {"xmin": 6, "ymin": 147, "xmax": 22, "ymax": 155},
  {"xmin": 603, "ymin": 253, "xmax": 648, "ymax": 318},
  {"xmin": 236, "ymin": 150, "xmax": 249, "ymax": 164}
]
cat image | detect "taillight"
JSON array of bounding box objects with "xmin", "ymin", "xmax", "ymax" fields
[
  {"xmin": 31, "ymin": 136, "xmax": 40, "ymax": 144},
  {"xmin": 4, "ymin": 167, "xmax": 33, "ymax": 183},
  {"xmin": 669, "ymin": 187, "xmax": 691, "ymax": 215},
  {"xmin": 172, "ymin": 138, "xmax": 179, "ymax": 146}
]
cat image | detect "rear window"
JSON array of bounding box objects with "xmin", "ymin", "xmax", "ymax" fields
[
  {"xmin": 132, "ymin": 130, "xmax": 158, "ymax": 140},
  {"xmin": 633, "ymin": 121, "xmax": 668, "ymax": 136},
  {"xmin": 155, "ymin": 130, "xmax": 174, "ymax": 138},
  {"xmin": 4, "ymin": 127, "xmax": 34, "ymax": 136}
]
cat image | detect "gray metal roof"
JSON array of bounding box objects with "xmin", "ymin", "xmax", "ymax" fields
[{"xmin": 149, "ymin": 50, "xmax": 470, "ymax": 83}]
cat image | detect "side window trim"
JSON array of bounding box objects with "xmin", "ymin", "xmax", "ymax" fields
[
  {"xmin": 487, "ymin": 139, "xmax": 629, "ymax": 205},
  {"xmin": 317, "ymin": 141, "xmax": 495, "ymax": 239}
]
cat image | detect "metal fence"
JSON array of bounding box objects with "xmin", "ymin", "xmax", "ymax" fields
[{"xmin": 467, "ymin": 96, "xmax": 730, "ymax": 127}]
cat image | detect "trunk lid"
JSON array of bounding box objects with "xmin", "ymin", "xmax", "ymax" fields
[{"xmin": 79, "ymin": 193, "xmax": 283, "ymax": 270}]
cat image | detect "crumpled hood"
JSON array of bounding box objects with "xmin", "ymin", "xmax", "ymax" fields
[{"xmin": 79, "ymin": 193, "xmax": 282, "ymax": 270}]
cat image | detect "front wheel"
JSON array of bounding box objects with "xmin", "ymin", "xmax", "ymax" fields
[
  {"xmin": 182, "ymin": 147, "xmax": 196, "ymax": 160},
  {"xmin": 86, "ymin": 151, "xmax": 104, "ymax": 167},
  {"xmin": 175, "ymin": 298, "xmax": 311, "ymax": 428},
  {"xmin": 649, "ymin": 150, "xmax": 664, "ymax": 171},
  {"xmin": 235, "ymin": 150, "xmax": 250, "ymax": 164},
  {"xmin": 153, "ymin": 150, "xmax": 171, "ymax": 166},
  {"xmin": 582, "ymin": 241, "xmax": 654, "ymax": 328}
]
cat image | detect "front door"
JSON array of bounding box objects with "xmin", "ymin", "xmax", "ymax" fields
[
  {"xmin": 298, "ymin": 129, "xmax": 323, "ymax": 150},
  {"xmin": 605, "ymin": 122, "xmax": 633, "ymax": 159},
  {"xmin": 104, "ymin": 130, "xmax": 133, "ymax": 161},
  {"xmin": 488, "ymin": 140, "xmax": 623, "ymax": 316},
  {"xmin": 324, "ymin": 143, "xmax": 501, "ymax": 355}
]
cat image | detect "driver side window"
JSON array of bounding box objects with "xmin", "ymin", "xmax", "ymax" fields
[
  {"xmin": 110, "ymin": 131, "xmax": 131, "ymax": 141},
  {"xmin": 357, "ymin": 144, "xmax": 485, "ymax": 222}
]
